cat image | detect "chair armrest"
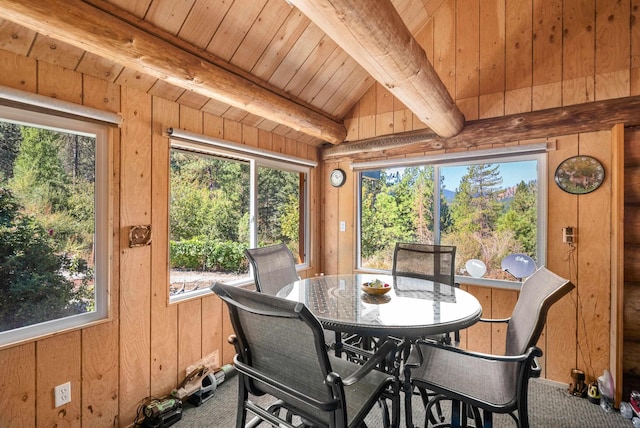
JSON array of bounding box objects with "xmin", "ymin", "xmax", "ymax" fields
[
  {"xmin": 478, "ymin": 317, "xmax": 510, "ymax": 324},
  {"xmin": 413, "ymin": 338, "xmax": 542, "ymax": 364},
  {"xmin": 339, "ymin": 339, "xmax": 397, "ymax": 386}
]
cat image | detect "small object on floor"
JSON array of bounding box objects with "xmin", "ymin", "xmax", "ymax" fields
[
  {"xmin": 620, "ymin": 402, "xmax": 634, "ymax": 419},
  {"xmin": 188, "ymin": 373, "xmax": 216, "ymax": 406},
  {"xmin": 632, "ymin": 416, "xmax": 640, "ymax": 428},
  {"xmin": 188, "ymin": 364, "xmax": 237, "ymax": 406},
  {"xmin": 569, "ymin": 368, "xmax": 586, "ymax": 397},
  {"xmin": 141, "ymin": 397, "xmax": 182, "ymax": 427},
  {"xmin": 631, "ymin": 390, "xmax": 640, "ymax": 418},
  {"xmin": 598, "ymin": 370, "xmax": 614, "ymax": 412},
  {"xmin": 587, "ymin": 382, "xmax": 600, "ymax": 404}
]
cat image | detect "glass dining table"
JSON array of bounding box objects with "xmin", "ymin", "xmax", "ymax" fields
[{"xmin": 276, "ymin": 273, "xmax": 483, "ymax": 428}]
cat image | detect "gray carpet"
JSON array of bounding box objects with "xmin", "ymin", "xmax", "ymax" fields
[{"xmin": 174, "ymin": 375, "xmax": 633, "ymax": 427}]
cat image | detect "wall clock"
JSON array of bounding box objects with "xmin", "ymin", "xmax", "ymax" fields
[
  {"xmin": 554, "ymin": 155, "xmax": 605, "ymax": 195},
  {"xmin": 329, "ymin": 168, "xmax": 346, "ymax": 187}
]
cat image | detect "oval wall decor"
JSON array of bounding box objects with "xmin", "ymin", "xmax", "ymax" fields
[{"xmin": 554, "ymin": 155, "xmax": 605, "ymax": 195}]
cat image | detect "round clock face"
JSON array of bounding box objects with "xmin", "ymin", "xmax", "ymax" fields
[
  {"xmin": 554, "ymin": 155, "xmax": 605, "ymax": 195},
  {"xmin": 330, "ymin": 168, "xmax": 346, "ymax": 187}
]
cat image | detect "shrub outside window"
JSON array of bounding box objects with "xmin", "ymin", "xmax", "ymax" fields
[
  {"xmin": 169, "ymin": 139, "xmax": 310, "ymax": 301},
  {"xmin": 0, "ymin": 107, "xmax": 109, "ymax": 347},
  {"xmin": 358, "ymin": 153, "xmax": 545, "ymax": 285}
]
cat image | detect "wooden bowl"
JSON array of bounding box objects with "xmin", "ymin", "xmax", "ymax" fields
[{"xmin": 361, "ymin": 282, "xmax": 392, "ymax": 295}]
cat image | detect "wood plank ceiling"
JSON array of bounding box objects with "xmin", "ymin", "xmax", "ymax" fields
[{"xmin": 0, "ymin": 0, "xmax": 449, "ymax": 147}]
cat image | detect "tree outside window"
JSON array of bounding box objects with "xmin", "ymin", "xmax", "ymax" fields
[
  {"xmin": 0, "ymin": 121, "xmax": 99, "ymax": 336},
  {"xmin": 169, "ymin": 148, "xmax": 307, "ymax": 298},
  {"xmin": 359, "ymin": 158, "xmax": 541, "ymax": 282}
]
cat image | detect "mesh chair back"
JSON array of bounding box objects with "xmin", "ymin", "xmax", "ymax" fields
[
  {"xmin": 245, "ymin": 243, "xmax": 300, "ymax": 295},
  {"xmin": 392, "ymin": 243, "xmax": 456, "ymax": 286},
  {"xmin": 212, "ymin": 282, "xmax": 337, "ymax": 425},
  {"xmin": 505, "ymin": 267, "xmax": 574, "ymax": 356}
]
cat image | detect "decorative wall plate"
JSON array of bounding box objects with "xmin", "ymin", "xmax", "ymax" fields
[{"xmin": 554, "ymin": 156, "xmax": 605, "ymax": 195}]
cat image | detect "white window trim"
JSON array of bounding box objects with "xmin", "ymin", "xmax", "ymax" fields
[
  {"xmin": 355, "ymin": 144, "xmax": 548, "ymax": 290},
  {"xmin": 0, "ymin": 105, "xmax": 110, "ymax": 347},
  {"xmin": 0, "ymin": 84, "xmax": 121, "ymax": 126},
  {"xmin": 168, "ymin": 130, "xmax": 314, "ymax": 302}
]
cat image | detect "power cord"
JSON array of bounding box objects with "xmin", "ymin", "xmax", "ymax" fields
[{"xmin": 563, "ymin": 242, "xmax": 596, "ymax": 382}]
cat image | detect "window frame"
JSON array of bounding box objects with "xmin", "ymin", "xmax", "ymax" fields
[
  {"xmin": 168, "ymin": 133, "xmax": 313, "ymax": 303},
  {"xmin": 355, "ymin": 145, "xmax": 548, "ymax": 290},
  {"xmin": 0, "ymin": 105, "xmax": 110, "ymax": 347}
]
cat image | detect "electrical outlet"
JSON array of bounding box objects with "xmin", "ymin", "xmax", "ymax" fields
[
  {"xmin": 562, "ymin": 226, "xmax": 575, "ymax": 244},
  {"xmin": 54, "ymin": 382, "xmax": 71, "ymax": 407}
]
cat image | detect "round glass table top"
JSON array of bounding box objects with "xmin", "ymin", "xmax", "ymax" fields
[{"xmin": 277, "ymin": 273, "xmax": 482, "ymax": 338}]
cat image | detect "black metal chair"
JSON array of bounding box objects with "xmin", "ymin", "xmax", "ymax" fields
[
  {"xmin": 244, "ymin": 243, "xmax": 340, "ymax": 350},
  {"xmin": 392, "ymin": 243, "xmax": 457, "ymax": 286},
  {"xmin": 212, "ymin": 282, "xmax": 400, "ymax": 428},
  {"xmin": 408, "ymin": 267, "xmax": 574, "ymax": 428},
  {"xmin": 392, "ymin": 243, "xmax": 459, "ymax": 345},
  {"xmin": 244, "ymin": 243, "xmax": 300, "ymax": 295}
]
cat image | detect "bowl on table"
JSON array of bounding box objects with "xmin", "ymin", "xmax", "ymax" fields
[{"xmin": 361, "ymin": 279, "xmax": 392, "ymax": 295}]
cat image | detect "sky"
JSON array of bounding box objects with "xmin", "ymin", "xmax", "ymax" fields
[{"xmin": 440, "ymin": 160, "xmax": 538, "ymax": 192}]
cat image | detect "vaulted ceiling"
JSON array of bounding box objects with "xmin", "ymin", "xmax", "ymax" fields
[{"xmin": 0, "ymin": 0, "xmax": 456, "ymax": 147}]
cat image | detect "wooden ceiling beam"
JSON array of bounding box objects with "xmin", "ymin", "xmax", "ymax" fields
[
  {"xmin": 0, "ymin": 0, "xmax": 348, "ymax": 145},
  {"xmin": 289, "ymin": 0, "xmax": 465, "ymax": 138},
  {"xmin": 323, "ymin": 95, "xmax": 640, "ymax": 160}
]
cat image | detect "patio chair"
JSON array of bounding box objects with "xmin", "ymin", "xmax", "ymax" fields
[
  {"xmin": 392, "ymin": 242, "xmax": 457, "ymax": 286},
  {"xmin": 408, "ymin": 266, "xmax": 574, "ymax": 428},
  {"xmin": 211, "ymin": 282, "xmax": 400, "ymax": 428},
  {"xmin": 244, "ymin": 243, "xmax": 340, "ymax": 349},
  {"xmin": 392, "ymin": 243, "xmax": 459, "ymax": 344},
  {"xmin": 244, "ymin": 243, "xmax": 300, "ymax": 295}
]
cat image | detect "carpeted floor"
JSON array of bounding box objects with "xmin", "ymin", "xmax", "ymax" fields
[{"xmin": 174, "ymin": 375, "xmax": 633, "ymax": 427}]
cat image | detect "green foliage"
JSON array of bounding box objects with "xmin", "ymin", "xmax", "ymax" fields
[
  {"xmin": 497, "ymin": 180, "xmax": 537, "ymax": 255},
  {"xmin": 204, "ymin": 241, "xmax": 247, "ymax": 272},
  {"xmin": 10, "ymin": 127, "xmax": 70, "ymax": 213},
  {"xmin": 169, "ymin": 151, "xmax": 249, "ymax": 243},
  {"xmin": 280, "ymin": 193, "xmax": 300, "ymax": 243},
  {"xmin": 170, "ymin": 238, "xmax": 248, "ymax": 273},
  {"xmin": 169, "ymin": 151, "xmax": 302, "ymax": 277},
  {"xmin": 258, "ymin": 167, "xmax": 299, "ymax": 245},
  {"xmin": 0, "ymin": 188, "xmax": 91, "ymax": 331},
  {"xmin": 361, "ymin": 162, "xmax": 538, "ymax": 278},
  {"xmin": 361, "ymin": 181, "xmax": 413, "ymax": 261},
  {"xmin": 170, "ymin": 237, "xmax": 206, "ymax": 269}
]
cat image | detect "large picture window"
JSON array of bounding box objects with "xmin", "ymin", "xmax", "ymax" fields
[
  {"xmin": 0, "ymin": 106, "xmax": 109, "ymax": 346},
  {"xmin": 169, "ymin": 133, "xmax": 311, "ymax": 301},
  {"xmin": 358, "ymin": 149, "xmax": 546, "ymax": 286}
]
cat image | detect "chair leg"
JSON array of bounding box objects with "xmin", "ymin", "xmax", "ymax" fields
[
  {"xmin": 481, "ymin": 409, "xmax": 493, "ymax": 428},
  {"xmin": 236, "ymin": 379, "xmax": 248, "ymax": 428}
]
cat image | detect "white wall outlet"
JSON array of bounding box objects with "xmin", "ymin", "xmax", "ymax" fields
[
  {"xmin": 340, "ymin": 221, "xmax": 346, "ymax": 232},
  {"xmin": 562, "ymin": 226, "xmax": 575, "ymax": 244},
  {"xmin": 54, "ymin": 382, "xmax": 71, "ymax": 407}
]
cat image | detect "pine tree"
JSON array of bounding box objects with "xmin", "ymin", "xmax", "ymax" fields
[
  {"xmin": 0, "ymin": 122, "xmax": 21, "ymax": 181},
  {"xmin": 10, "ymin": 127, "xmax": 70, "ymax": 214}
]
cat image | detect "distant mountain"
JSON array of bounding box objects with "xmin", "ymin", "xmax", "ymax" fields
[
  {"xmin": 442, "ymin": 189, "xmax": 455, "ymax": 202},
  {"xmin": 442, "ymin": 183, "xmax": 527, "ymax": 204}
]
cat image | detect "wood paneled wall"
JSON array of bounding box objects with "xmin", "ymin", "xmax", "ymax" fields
[
  {"xmin": 0, "ymin": 50, "xmax": 320, "ymax": 427},
  {"xmin": 327, "ymin": 0, "xmax": 631, "ymax": 391}
]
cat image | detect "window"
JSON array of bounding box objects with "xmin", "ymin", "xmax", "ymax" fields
[
  {"xmin": 0, "ymin": 106, "xmax": 109, "ymax": 346},
  {"xmin": 169, "ymin": 132, "xmax": 312, "ymax": 301},
  {"xmin": 358, "ymin": 148, "xmax": 546, "ymax": 286}
]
